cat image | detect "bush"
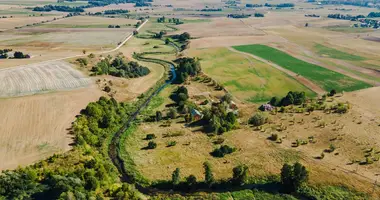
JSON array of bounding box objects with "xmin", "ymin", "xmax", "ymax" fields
[
  {"xmin": 168, "ymin": 108, "xmax": 178, "ymax": 119},
  {"xmin": 269, "ymin": 134, "xmax": 278, "ymax": 141},
  {"xmin": 213, "ymin": 137, "xmax": 225, "ymax": 144},
  {"xmin": 147, "ymin": 141, "xmax": 157, "ymax": 149},
  {"xmin": 232, "ymin": 164, "xmax": 248, "ymax": 185},
  {"xmin": 104, "ymin": 86, "xmax": 111, "ymax": 93},
  {"xmin": 281, "ymin": 162, "xmax": 308, "ymax": 193},
  {"xmin": 145, "ymin": 134, "xmax": 156, "ymax": 140},
  {"xmin": 329, "ymin": 89, "xmax": 337, "ymax": 97},
  {"xmin": 249, "ymin": 112, "xmax": 268, "ymax": 126},
  {"xmin": 211, "ymin": 145, "xmax": 236, "ymax": 157},
  {"xmin": 167, "ymin": 141, "xmax": 177, "ymax": 147}
]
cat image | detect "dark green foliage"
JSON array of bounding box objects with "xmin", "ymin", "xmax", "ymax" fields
[
  {"xmin": 203, "ymin": 102, "xmax": 238, "ymax": 134},
  {"xmin": 254, "ymin": 13, "xmax": 264, "ymax": 17},
  {"xmin": 185, "ymin": 175, "xmax": 197, "ymax": 189},
  {"xmin": 13, "ymin": 51, "xmax": 30, "ymax": 59},
  {"xmin": 281, "ymin": 162, "xmax": 309, "ymax": 193},
  {"xmin": 33, "ymin": 5, "xmax": 85, "ymax": 12},
  {"xmin": 104, "ymin": 9, "xmax": 129, "ymax": 15},
  {"xmin": 147, "ymin": 141, "xmax": 157, "ymax": 149},
  {"xmin": 172, "ymin": 168, "xmax": 181, "ymax": 186},
  {"xmin": 153, "ymin": 30, "xmax": 167, "ymax": 39},
  {"xmin": 270, "ymin": 91, "xmax": 306, "ymax": 107},
  {"xmin": 145, "ymin": 134, "xmax": 156, "ymax": 140},
  {"xmin": 203, "ymin": 162, "xmax": 215, "ymax": 187},
  {"xmin": 232, "ymin": 165, "xmax": 249, "ymax": 185},
  {"xmin": 173, "ymin": 57, "xmax": 201, "ymax": 83},
  {"xmin": 155, "ymin": 111, "xmax": 163, "ymax": 121},
  {"xmin": 104, "ymin": 86, "xmax": 111, "ymax": 93},
  {"xmin": 0, "ymin": 49, "xmax": 11, "ymax": 59},
  {"xmin": 248, "ymin": 112, "xmax": 268, "ymax": 126},
  {"xmin": 211, "ymin": 145, "xmax": 236, "ymax": 157},
  {"xmin": 76, "ymin": 58, "xmax": 88, "ymax": 66},
  {"xmin": 92, "ymin": 55, "xmax": 150, "ymax": 78},
  {"xmin": 167, "ymin": 141, "xmax": 177, "ymax": 147},
  {"xmin": 368, "ymin": 12, "xmax": 380, "ymax": 18},
  {"xmin": 329, "ymin": 89, "xmax": 337, "ymax": 97}
]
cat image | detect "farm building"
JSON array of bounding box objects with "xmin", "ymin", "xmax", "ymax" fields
[{"xmin": 190, "ymin": 108, "xmax": 203, "ymax": 121}]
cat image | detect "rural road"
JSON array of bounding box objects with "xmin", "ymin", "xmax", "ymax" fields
[{"xmin": 228, "ymin": 47, "xmax": 326, "ymax": 95}]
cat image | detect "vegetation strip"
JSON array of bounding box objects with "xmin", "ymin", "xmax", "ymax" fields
[{"xmin": 233, "ymin": 44, "xmax": 372, "ymax": 92}]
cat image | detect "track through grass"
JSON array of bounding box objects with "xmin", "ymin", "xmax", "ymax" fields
[{"xmin": 233, "ymin": 44, "xmax": 372, "ymax": 92}]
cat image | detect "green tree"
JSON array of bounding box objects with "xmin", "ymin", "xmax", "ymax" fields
[
  {"xmin": 155, "ymin": 111, "xmax": 162, "ymax": 121},
  {"xmin": 281, "ymin": 162, "xmax": 308, "ymax": 193},
  {"xmin": 185, "ymin": 175, "xmax": 197, "ymax": 189},
  {"xmin": 232, "ymin": 164, "xmax": 248, "ymax": 185},
  {"xmin": 172, "ymin": 168, "xmax": 181, "ymax": 186},
  {"xmin": 203, "ymin": 162, "xmax": 214, "ymax": 187},
  {"xmin": 248, "ymin": 112, "xmax": 268, "ymax": 126}
]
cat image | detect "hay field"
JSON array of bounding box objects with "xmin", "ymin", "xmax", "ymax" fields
[
  {"xmin": 0, "ymin": 86, "xmax": 102, "ymax": 170},
  {"xmin": 187, "ymin": 47, "xmax": 315, "ymax": 103},
  {"xmin": 233, "ymin": 44, "xmax": 372, "ymax": 92},
  {"xmin": 0, "ymin": 61, "xmax": 91, "ymax": 97},
  {"xmin": 0, "ymin": 15, "xmax": 60, "ymax": 31}
]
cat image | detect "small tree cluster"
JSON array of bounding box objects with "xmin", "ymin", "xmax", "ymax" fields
[
  {"xmin": 173, "ymin": 57, "xmax": 201, "ymax": 83},
  {"xmin": 281, "ymin": 162, "xmax": 309, "ymax": 193},
  {"xmin": 211, "ymin": 145, "xmax": 236, "ymax": 157},
  {"xmin": 248, "ymin": 112, "xmax": 268, "ymax": 126},
  {"xmin": 270, "ymin": 91, "xmax": 306, "ymax": 107}
]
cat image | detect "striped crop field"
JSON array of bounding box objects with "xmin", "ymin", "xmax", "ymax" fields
[
  {"xmin": 0, "ymin": 61, "xmax": 91, "ymax": 97},
  {"xmin": 233, "ymin": 44, "xmax": 372, "ymax": 92}
]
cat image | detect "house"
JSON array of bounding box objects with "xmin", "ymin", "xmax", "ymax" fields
[
  {"xmin": 229, "ymin": 101, "xmax": 238, "ymax": 110},
  {"xmin": 191, "ymin": 109, "xmax": 203, "ymax": 121}
]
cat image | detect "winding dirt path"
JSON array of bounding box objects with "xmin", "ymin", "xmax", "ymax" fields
[{"xmin": 228, "ymin": 47, "xmax": 325, "ymax": 95}]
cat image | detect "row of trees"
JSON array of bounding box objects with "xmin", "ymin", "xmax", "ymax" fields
[
  {"xmin": 33, "ymin": 5, "xmax": 85, "ymax": 12},
  {"xmin": 327, "ymin": 13, "xmax": 366, "ymax": 21},
  {"xmin": 0, "ymin": 97, "xmax": 140, "ymax": 199},
  {"xmin": 246, "ymin": 3, "xmax": 294, "ymax": 8},
  {"xmin": 169, "ymin": 162, "xmax": 308, "ymax": 192},
  {"xmin": 269, "ymin": 91, "xmax": 307, "ymax": 107},
  {"xmin": 104, "ymin": 9, "xmax": 129, "ymax": 15},
  {"xmin": 0, "ymin": 50, "xmax": 30, "ymax": 59},
  {"xmin": 156, "ymin": 16, "xmax": 183, "ymax": 24},
  {"xmin": 368, "ymin": 12, "xmax": 380, "ymax": 18},
  {"xmin": 91, "ymin": 55, "xmax": 150, "ymax": 78}
]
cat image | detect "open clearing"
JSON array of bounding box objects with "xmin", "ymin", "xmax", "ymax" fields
[
  {"xmin": 187, "ymin": 47, "xmax": 315, "ymax": 103},
  {"xmin": 0, "ymin": 85, "xmax": 102, "ymax": 170},
  {"xmin": 233, "ymin": 44, "xmax": 372, "ymax": 92},
  {"xmin": 0, "ymin": 61, "xmax": 91, "ymax": 97}
]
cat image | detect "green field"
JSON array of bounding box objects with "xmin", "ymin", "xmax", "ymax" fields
[
  {"xmin": 314, "ymin": 44, "xmax": 365, "ymax": 61},
  {"xmin": 189, "ymin": 48, "xmax": 315, "ymax": 103},
  {"xmin": 233, "ymin": 44, "xmax": 372, "ymax": 92}
]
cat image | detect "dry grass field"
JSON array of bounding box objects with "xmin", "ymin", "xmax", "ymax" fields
[
  {"xmin": 0, "ymin": 61, "xmax": 91, "ymax": 97},
  {"xmin": 0, "ymin": 85, "xmax": 103, "ymax": 170}
]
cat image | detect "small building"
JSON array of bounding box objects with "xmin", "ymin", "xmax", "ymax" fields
[{"xmin": 191, "ymin": 109, "xmax": 203, "ymax": 121}]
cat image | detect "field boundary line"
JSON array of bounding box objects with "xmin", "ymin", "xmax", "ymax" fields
[{"xmin": 228, "ymin": 47, "xmax": 325, "ymax": 95}]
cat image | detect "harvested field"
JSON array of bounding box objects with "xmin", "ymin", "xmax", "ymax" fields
[
  {"xmin": 0, "ymin": 15, "xmax": 60, "ymax": 31},
  {"xmin": 0, "ymin": 61, "xmax": 91, "ymax": 97},
  {"xmin": 37, "ymin": 16, "xmax": 138, "ymax": 28},
  {"xmin": 0, "ymin": 85, "xmax": 103, "ymax": 170},
  {"xmin": 233, "ymin": 44, "xmax": 372, "ymax": 92}
]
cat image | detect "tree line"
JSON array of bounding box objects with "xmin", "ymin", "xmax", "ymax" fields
[{"xmin": 173, "ymin": 57, "xmax": 201, "ymax": 83}]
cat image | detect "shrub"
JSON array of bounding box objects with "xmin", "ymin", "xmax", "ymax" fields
[
  {"xmin": 185, "ymin": 175, "xmax": 197, "ymax": 189},
  {"xmin": 269, "ymin": 134, "xmax": 278, "ymax": 141},
  {"xmin": 147, "ymin": 141, "xmax": 157, "ymax": 149},
  {"xmin": 168, "ymin": 108, "xmax": 178, "ymax": 119},
  {"xmin": 281, "ymin": 162, "xmax": 308, "ymax": 193},
  {"xmin": 329, "ymin": 89, "xmax": 337, "ymax": 97},
  {"xmin": 145, "ymin": 134, "xmax": 156, "ymax": 140},
  {"xmin": 211, "ymin": 145, "xmax": 236, "ymax": 157},
  {"xmin": 213, "ymin": 137, "xmax": 225, "ymax": 144},
  {"xmin": 249, "ymin": 112, "xmax": 268, "ymax": 126},
  {"xmin": 167, "ymin": 141, "xmax": 177, "ymax": 147},
  {"xmin": 232, "ymin": 164, "xmax": 248, "ymax": 185},
  {"xmin": 104, "ymin": 86, "xmax": 111, "ymax": 93},
  {"xmin": 172, "ymin": 168, "xmax": 180, "ymax": 185}
]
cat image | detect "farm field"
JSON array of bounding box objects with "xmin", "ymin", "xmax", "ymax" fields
[
  {"xmin": 0, "ymin": 85, "xmax": 102, "ymax": 170},
  {"xmin": 233, "ymin": 44, "xmax": 372, "ymax": 92},
  {"xmin": 0, "ymin": 61, "xmax": 91, "ymax": 97},
  {"xmin": 36, "ymin": 16, "xmax": 138, "ymax": 28},
  {"xmin": 187, "ymin": 47, "xmax": 315, "ymax": 103}
]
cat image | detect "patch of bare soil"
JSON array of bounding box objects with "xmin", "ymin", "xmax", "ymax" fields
[{"xmin": 0, "ymin": 85, "xmax": 103, "ymax": 170}]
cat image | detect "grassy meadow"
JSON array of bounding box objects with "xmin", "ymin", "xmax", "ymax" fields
[
  {"xmin": 188, "ymin": 47, "xmax": 315, "ymax": 103},
  {"xmin": 233, "ymin": 44, "xmax": 372, "ymax": 92},
  {"xmin": 314, "ymin": 44, "xmax": 365, "ymax": 61}
]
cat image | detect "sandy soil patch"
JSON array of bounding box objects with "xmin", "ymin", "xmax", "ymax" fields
[{"xmin": 0, "ymin": 85, "xmax": 103, "ymax": 170}]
